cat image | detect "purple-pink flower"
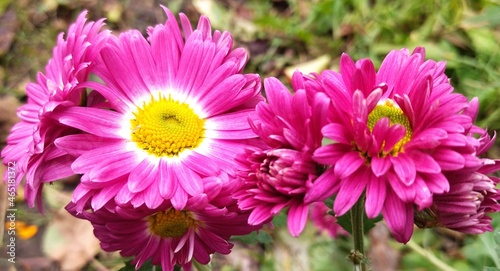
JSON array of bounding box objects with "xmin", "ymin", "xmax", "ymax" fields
[
  {"xmin": 415, "ymin": 126, "xmax": 500, "ymax": 233},
  {"xmin": 67, "ymin": 177, "xmax": 261, "ymax": 271},
  {"xmin": 53, "ymin": 7, "xmax": 263, "ymax": 211},
  {"xmin": 305, "ymin": 47, "xmax": 486, "ymax": 243},
  {"xmin": 1, "ymin": 11, "xmax": 110, "ymax": 209},
  {"xmin": 234, "ymin": 71, "xmax": 329, "ymax": 236}
]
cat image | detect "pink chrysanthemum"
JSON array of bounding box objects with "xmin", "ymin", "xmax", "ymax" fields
[
  {"xmin": 53, "ymin": 7, "xmax": 263, "ymax": 211},
  {"xmin": 415, "ymin": 127, "xmax": 500, "ymax": 233},
  {"xmin": 1, "ymin": 11, "xmax": 110, "ymax": 208},
  {"xmin": 305, "ymin": 47, "xmax": 486, "ymax": 243},
  {"xmin": 310, "ymin": 202, "xmax": 348, "ymax": 238},
  {"xmin": 67, "ymin": 177, "xmax": 261, "ymax": 271},
  {"xmin": 234, "ymin": 71, "xmax": 329, "ymax": 236}
]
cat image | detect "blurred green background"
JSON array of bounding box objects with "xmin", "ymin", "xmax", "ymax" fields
[{"xmin": 0, "ymin": 0, "xmax": 499, "ymax": 270}]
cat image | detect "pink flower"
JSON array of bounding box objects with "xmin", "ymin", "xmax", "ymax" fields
[
  {"xmin": 310, "ymin": 202, "xmax": 348, "ymax": 238},
  {"xmin": 66, "ymin": 178, "xmax": 261, "ymax": 271},
  {"xmin": 415, "ymin": 129, "xmax": 500, "ymax": 233},
  {"xmin": 234, "ymin": 71, "xmax": 329, "ymax": 236},
  {"xmin": 1, "ymin": 11, "xmax": 110, "ymax": 209},
  {"xmin": 305, "ymin": 47, "xmax": 485, "ymax": 243},
  {"xmin": 54, "ymin": 6, "xmax": 263, "ymax": 211}
]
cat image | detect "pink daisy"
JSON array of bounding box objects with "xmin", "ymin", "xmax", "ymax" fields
[
  {"xmin": 234, "ymin": 71, "xmax": 329, "ymax": 236},
  {"xmin": 66, "ymin": 177, "xmax": 261, "ymax": 271},
  {"xmin": 1, "ymin": 11, "xmax": 110, "ymax": 209},
  {"xmin": 310, "ymin": 202, "xmax": 348, "ymax": 238},
  {"xmin": 415, "ymin": 125, "xmax": 500, "ymax": 233},
  {"xmin": 305, "ymin": 47, "xmax": 485, "ymax": 243},
  {"xmin": 53, "ymin": 6, "xmax": 263, "ymax": 211}
]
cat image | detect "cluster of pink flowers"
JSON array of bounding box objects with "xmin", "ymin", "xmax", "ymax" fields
[
  {"xmin": 2, "ymin": 6, "xmax": 499, "ymax": 270},
  {"xmin": 2, "ymin": 7, "xmax": 265, "ymax": 271}
]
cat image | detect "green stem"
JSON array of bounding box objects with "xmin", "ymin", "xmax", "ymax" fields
[
  {"xmin": 406, "ymin": 239, "xmax": 459, "ymax": 271},
  {"xmin": 349, "ymin": 197, "xmax": 367, "ymax": 271}
]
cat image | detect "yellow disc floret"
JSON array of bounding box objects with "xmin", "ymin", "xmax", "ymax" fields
[
  {"xmin": 148, "ymin": 209, "xmax": 197, "ymax": 238},
  {"xmin": 130, "ymin": 95, "xmax": 204, "ymax": 157},
  {"xmin": 367, "ymin": 99, "xmax": 412, "ymax": 154}
]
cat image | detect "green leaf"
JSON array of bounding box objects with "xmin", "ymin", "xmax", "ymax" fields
[
  {"xmin": 335, "ymin": 210, "xmax": 382, "ymax": 235},
  {"xmin": 463, "ymin": 6, "xmax": 500, "ymax": 27},
  {"xmin": 495, "ymin": 231, "xmax": 500, "ymax": 253},
  {"xmin": 272, "ymin": 211, "xmax": 288, "ymax": 228},
  {"xmin": 324, "ymin": 197, "xmax": 334, "ymax": 210},
  {"xmin": 231, "ymin": 230, "xmax": 273, "ymax": 245}
]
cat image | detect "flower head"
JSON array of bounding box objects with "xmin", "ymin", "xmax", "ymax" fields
[
  {"xmin": 415, "ymin": 130, "xmax": 500, "ymax": 233},
  {"xmin": 234, "ymin": 71, "xmax": 329, "ymax": 236},
  {"xmin": 67, "ymin": 178, "xmax": 261, "ymax": 271},
  {"xmin": 53, "ymin": 7, "xmax": 263, "ymax": 211},
  {"xmin": 305, "ymin": 47, "xmax": 486, "ymax": 243},
  {"xmin": 1, "ymin": 11, "xmax": 110, "ymax": 209}
]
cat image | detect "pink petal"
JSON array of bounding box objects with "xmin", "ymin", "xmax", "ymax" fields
[
  {"xmin": 171, "ymin": 162, "xmax": 203, "ymax": 196},
  {"xmin": 99, "ymin": 38, "xmax": 149, "ymax": 102},
  {"xmin": 128, "ymin": 159, "xmax": 158, "ymax": 193},
  {"xmin": 405, "ymin": 128, "xmax": 447, "ymax": 149},
  {"xmin": 420, "ymin": 172, "xmax": 449, "ymax": 194},
  {"xmin": 432, "ymin": 148, "xmax": 465, "ymax": 170},
  {"xmin": 334, "ymin": 152, "xmax": 365, "ymax": 179},
  {"xmin": 248, "ymin": 205, "xmax": 273, "ymax": 225},
  {"xmin": 88, "ymin": 151, "xmax": 139, "ymax": 183},
  {"xmin": 371, "ymin": 156, "xmax": 391, "ymax": 177},
  {"xmin": 55, "ymin": 134, "xmax": 122, "ymax": 156},
  {"xmin": 196, "ymin": 74, "xmax": 246, "ymax": 117},
  {"xmin": 322, "ymin": 123, "xmax": 352, "ymax": 145},
  {"xmin": 181, "ymin": 150, "xmax": 221, "ymax": 176},
  {"xmin": 382, "ymin": 124, "xmax": 406, "ymax": 153},
  {"xmin": 413, "ymin": 176, "xmax": 432, "ymax": 209},
  {"xmin": 158, "ymin": 159, "xmax": 177, "ymax": 199},
  {"xmin": 410, "ymin": 150, "xmax": 441, "ymax": 174},
  {"xmin": 387, "ymin": 171, "xmax": 415, "ymax": 202},
  {"xmin": 287, "ymin": 202, "xmax": 309, "ymax": 237},
  {"xmin": 53, "ymin": 106, "xmax": 123, "ymax": 138},
  {"xmin": 149, "ymin": 25, "xmax": 180, "ymax": 86},
  {"xmin": 391, "ymin": 153, "xmax": 416, "ymax": 186},
  {"xmin": 144, "ymin": 183, "xmax": 163, "ymax": 209},
  {"xmin": 304, "ymin": 169, "xmax": 340, "ymax": 203},
  {"xmin": 352, "ymin": 60, "xmax": 376, "ymax": 96},
  {"xmin": 340, "ymin": 53, "xmax": 356, "ymax": 93},
  {"xmin": 382, "ymin": 190, "xmax": 414, "ymax": 243},
  {"xmin": 91, "ymin": 182, "xmax": 122, "ymax": 210},
  {"xmin": 377, "ymin": 49, "xmax": 408, "ymax": 91},
  {"xmin": 313, "ymin": 144, "xmax": 352, "ymax": 165},
  {"xmin": 334, "ymin": 168, "xmax": 370, "ymax": 216},
  {"xmin": 171, "ymin": 185, "xmax": 188, "ymax": 210},
  {"xmin": 365, "ymin": 174, "xmax": 386, "ymax": 218}
]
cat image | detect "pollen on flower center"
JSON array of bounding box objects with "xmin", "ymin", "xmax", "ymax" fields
[
  {"xmin": 130, "ymin": 95, "xmax": 205, "ymax": 157},
  {"xmin": 367, "ymin": 99, "xmax": 412, "ymax": 153},
  {"xmin": 148, "ymin": 209, "xmax": 197, "ymax": 238}
]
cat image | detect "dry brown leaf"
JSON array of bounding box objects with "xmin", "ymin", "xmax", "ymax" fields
[
  {"xmin": 284, "ymin": 55, "xmax": 332, "ymax": 79},
  {"xmin": 42, "ymin": 208, "xmax": 101, "ymax": 271}
]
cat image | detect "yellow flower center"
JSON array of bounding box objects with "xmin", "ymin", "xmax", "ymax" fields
[
  {"xmin": 367, "ymin": 99, "xmax": 412, "ymax": 154},
  {"xmin": 148, "ymin": 209, "xmax": 197, "ymax": 238},
  {"xmin": 130, "ymin": 95, "xmax": 204, "ymax": 157}
]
